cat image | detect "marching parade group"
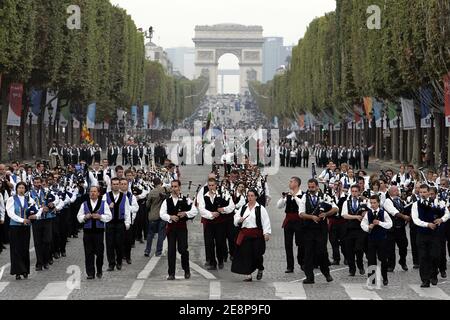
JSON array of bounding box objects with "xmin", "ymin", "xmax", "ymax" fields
[{"xmin": 1, "ymin": 139, "xmax": 450, "ymax": 289}]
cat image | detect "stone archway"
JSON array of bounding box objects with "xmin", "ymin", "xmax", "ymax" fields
[{"xmin": 193, "ymin": 24, "xmax": 264, "ymax": 95}]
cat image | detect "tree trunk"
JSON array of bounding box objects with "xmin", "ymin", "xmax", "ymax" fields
[
  {"xmin": 392, "ymin": 128, "xmax": 398, "ymax": 161},
  {"xmin": 0, "ymin": 78, "xmax": 10, "ymax": 162},
  {"xmin": 434, "ymin": 113, "xmax": 441, "ymax": 168},
  {"xmin": 411, "ymin": 113, "xmax": 421, "ymax": 166}
]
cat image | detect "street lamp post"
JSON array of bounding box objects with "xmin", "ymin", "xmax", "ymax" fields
[
  {"xmin": 430, "ymin": 112, "xmax": 435, "ymax": 167},
  {"xmin": 396, "ymin": 106, "xmax": 402, "ymax": 162},
  {"xmin": 380, "ymin": 110, "xmax": 385, "ymax": 160},
  {"xmin": 48, "ymin": 105, "xmax": 54, "ymax": 151}
]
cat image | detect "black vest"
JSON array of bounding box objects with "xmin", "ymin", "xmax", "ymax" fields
[
  {"xmin": 285, "ymin": 195, "xmax": 301, "ymax": 213},
  {"xmin": 109, "ymin": 192, "xmax": 124, "ymax": 222},
  {"xmin": 239, "ymin": 205, "xmax": 262, "ymax": 230},
  {"xmin": 346, "ymin": 197, "xmax": 364, "ymax": 230}
]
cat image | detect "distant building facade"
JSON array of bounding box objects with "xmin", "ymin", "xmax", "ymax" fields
[
  {"xmin": 262, "ymin": 37, "xmax": 292, "ymax": 83},
  {"xmin": 145, "ymin": 42, "xmax": 173, "ymax": 75}
]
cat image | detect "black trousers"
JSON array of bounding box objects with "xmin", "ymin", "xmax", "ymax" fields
[
  {"xmin": 367, "ymin": 238, "xmax": 388, "ymax": 281},
  {"xmin": 284, "ymin": 221, "xmax": 304, "ymax": 270},
  {"xmin": 410, "ymin": 224, "xmax": 419, "ymax": 265},
  {"xmin": 58, "ymin": 208, "xmax": 69, "ymax": 254},
  {"xmin": 364, "ymin": 156, "xmax": 369, "ymax": 169},
  {"xmin": 280, "ymin": 155, "xmax": 285, "ymax": 167},
  {"xmin": 329, "ymin": 222, "xmax": 347, "ymax": 263},
  {"xmin": 9, "ymin": 226, "xmax": 30, "ymax": 276},
  {"xmin": 345, "ymin": 228, "xmax": 367, "ymax": 272},
  {"xmin": 303, "ymin": 227, "xmax": 330, "ymax": 280},
  {"xmin": 290, "ymin": 157, "xmax": 297, "ymax": 168},
  {"xmin": 167, "ymin": 228, "xmax": 190, "ymax": 276},
  {"xmin": 68, "ymin": 205, "xmax": 80, "ymax": 237},
  {"xmin": 203, "ymin": 223, "xmax": 211, "ymax": 264},
  {"xmin": 134, "ymin": 202, "xmax": 146, "ymax": 241},
  {"xmin": 204, "ymin": 222, "xmax": 226, "ymax": 267},
  {"xmin": 303, "ymin": 157, "xmax": 309, "ymax": 168},
  {"xmin": 32, "ymin": 219, "xmax": 53, "ymax": 267},
  {"xmin": 83, "ymin": 231, "xmax": 105, "ymax": 277},
  {"xmin": 417, "ymin": 232, "xmax": 440, "ymax": 283},
  {"xmin": 123, "ymin": 225, "xmax": 134, "ymax": 260},
  {"xmin": 223, "ymin": 218, "xmax": 237, "ymax": 260},
  {"xmin": 51, "ymin": 216, "xmax": 61, "ymax": 255},
  {"xmin": 106, "ymin": 222, "xmax": 125, "ymax": 267},
  {"xmin": 386, "ymin": 227, "xmax": 408, "ymax": 268}
]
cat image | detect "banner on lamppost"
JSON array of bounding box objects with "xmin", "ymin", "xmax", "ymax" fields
[
  {"xmin": 43, "ymin": 90, "xmax": 58, "ymax": 126},
  {"xmin": 73, "ymin": 117, "xmax": 80, "ymax": 129},
  {"xmin": 387, "ymin": 102, "xmax": 398, "ymax": 129},
  {"xmin": 59, "ymin": 100, "xmax": 70, "ymax": 127},
  {"xmin": 420, "ymin": 88, "xmax": 432, "ymax": 129},
  {"xmin": 7, "ymin": 83, "xmax": 24, "ymax": 127},
  {"xmin": 298, "ymin": 114, "xmax": 305, "ymax": 131},
  {"xmin": 86, "ymin": 102, "xmax": 96, "ymax": 129},
  {"xmin": 444, "ymin": 72, "xmax": 450, "ymax": 127},
  {"xmin": 401, "ymin": 98, "xmax": 416, "ymax": 130},
  {"xmin": 30, "ymin": 88, "xmax": 42, "ymax": 125},
  {"xmin": 143, "ymin": 105, "xmax": 149, "ymax": 129},
  {"xmin": 131, "ymin": 105, "xmax": 138, "ymax": 128},
  {"xmin": 363, "ymin": 97, "xmax": 373, "ymax": 120},
  {"xmin": 373, "ymin": 100, "xmax": 383, "ymax": 128}
]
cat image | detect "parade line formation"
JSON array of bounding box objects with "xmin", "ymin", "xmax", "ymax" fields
[{"xmin": 0, "ymin": 141, "xmax": 449, "ymax": 289}]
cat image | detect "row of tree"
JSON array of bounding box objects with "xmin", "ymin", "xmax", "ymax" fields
[
  {"xmin": 250, "ymin": 0, "xmax": 450, "ymax": 165},
  {"xmin": 0, "ymin": 0, "xmax": 208, "ymax": 160}
]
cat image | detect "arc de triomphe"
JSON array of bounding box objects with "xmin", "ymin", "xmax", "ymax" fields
[{"xmin": 193, "ymin": 24, "xmax": 264, "ymax": 95}]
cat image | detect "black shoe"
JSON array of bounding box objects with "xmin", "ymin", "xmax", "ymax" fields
[
  {"xmin": 256, "ymin": 270, "xmax": 263, "ymax": 280},
  {"xmin": 204, "ymin": 262, "xmax": 210, "ymax": 267},
  {"xmin": 383, "ymin": 279, "xmax": 389, "ymax": 286},
  {"xmin": 325, "ymin": 275, "xmax": 334, "ymax": 282},
  {"xmin": 400, "ymin": 264, "xmax": 408, "ymax": 271},
  {"xmin": 53, "ymin": 253, "xmax": 60, "ymax": 259},
  {"xmin": 131, "ymin": 244, "xmax": 135, "ymax": 249},
  {"xmin": 331, "ymin": 260, "xmax": 340, "ymax": 266},
  {"xmin": 218, "ymin": 263, "xmax": 224, "ymax": 270},
  {"xmin": 107, "ymin": 266, "xmax": 115, "ymax": 272},
  {"xmin": 43, "ymin": 264, "xmax": 49, "ymax": 270},
  {"xmin": 155, "ymin": 252, "xmax": 162, "ymax": 257},
  {"xmin": 87, "ymin": 275, "xmax": 95, "ymax": 280},
  {"xmin": 344, "ymin": 259, "xmax": 348, "ymax": 266},
  {"xmin": 15, "ymin": 275, "xmax": 21, "ymax": 280},
  {"xmin": 22, "ymin": 273, "xmax": 28, "ymax": 279},
  {"xmin": 167, "ymin": 275, "xmax": 175, "ymax": 281},
  {"xmin": 441, "ymin": 271, "xmax": 447, "ymax": 279},
  {"xmin": 413, "ymin": 264, "xmax": 420, "ymax": 269},
  {"xmin": 35, "ymin": 266, "xmax": 43, "ymax": 272},
  {"xmin": 349, "ymin": 269, "xmax": 356, "ymax": 277},
  {"xmin": 73, "ymin": 234, "xmax": 78, "ymax": 239},
  {"xmin": 387, "ymin": 267, "xmax": 394, "ymax": 273},
  {"xmin": 230, "ymin": 256, "xmax": 234, "ymax": 261},
  {"xmin": 139, "ymin": 239, "xmax": 144, "ymax": 244},
  {"xmin": 144, "ymin": 252, "xmax": 150, "ymax": 257},
  {"xmin": 185, "ymin": 272, "xmax": 191, "ymax": 279},
  {"xmin": 303, "ymin": 278, "xmax": 315, "ymax": 284},
  {"xmin": 285, "ymin": 269, "xmax": 294, "ymax": 274},
  {"xmin": 96, "ymin": 273, "xmax": 102, "ymax": 279},
  {"xmin": 207, "ymin": 265, "xmax": 217, "ymax": 271},
  {"xmin": 224, "ymin": 256, "xmax": 228, "ymax": 263},
  {"xmin": 359, "ymin": 268, "xmax": 365, "ymax": 275},
  {"xmin": 431, "ymin": 278, "xmax": 438, "ymax": 286},
  {"xmin": 421, "ymin": 281, "xmax": 430, "ymax": 288},
  {"xmin": 61, "ymin": 252, "xmax": 66, "ymax": 257},
  {"xmin": 48, "ymin": 259, "xmax": 53, "ymax": 265},
  {"xmin": 301, "ymin": 265, "xmax": 305, "ymax": 271},
  {"xmin": 126, "ymin": 259, "xmax": 132, "ymax": 265},
  {"xmin": 116, "ymin": 264, "xmax": 122, "ymax": 271}
]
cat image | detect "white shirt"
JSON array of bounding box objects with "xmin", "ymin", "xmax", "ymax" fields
[
  {"xmin": 298, "ymin": 193, "xmax": 338, "ymax": 214},
  {"xmin": 233, "ymin": 203, "xmax": 271, "ymax": 236},
  {"xmin": 342, "ymin": 197, "xmax": 368, "ymax": 218},
  {"xmin": 77, "ymin": 199, "xmax": 112, "ymax": 224},
  {"xmin": 0, "ymin": 193, "xmax": 5, "ymax": 222},
  {"xmin": 411, "ymin": 198, "xmax": 450, "ymax": 228},
  {"xmin": 198, "ymin": 191, "xmax": 236, "ymax": 220},
  {"xmin": 361, "ymin": 207, "xmax": 393, "ymax": 233},
  {"xmin": 6, "ymin": 195, "xmax": 43, "ymax": 224},
  {"xmin": 277, "ymin": 190, "xmax": 303, "ymax": 210},
  {"xmin": 160, "ymin": 196, "xmax": 198, "ymax": 223},
  {"xmin": 383, "ymin": 197, "xmax": 401, "ymax": 217},
  {"xmin": 102, "ymin": 192, "xmax": 132, "ymax": 228}
]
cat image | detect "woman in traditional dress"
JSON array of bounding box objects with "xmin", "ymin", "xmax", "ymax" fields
[
  {"xmin": 231, "ymin": 189, "xmax": 271, "ymax": 282},
  {"xmin": 6, "ymin": 182, "xmax": 41, "ymax": 280}
]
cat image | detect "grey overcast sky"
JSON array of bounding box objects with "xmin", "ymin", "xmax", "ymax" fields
[{"xmin": 109, "ymin": 0, "xmax": 336, "ymax": 48}]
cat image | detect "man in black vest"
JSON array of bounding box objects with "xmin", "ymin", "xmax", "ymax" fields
[
  {"xmin": 77, "ymin": 186, "xmax": 112, "ymax": 279},
  {"xmin": 342, "ymin": 185, "xmax": 368, "ymax": 276},
  {"xmin": 160, "ymin": 180, "xmax": 198, "ymax": 280},
  {"xmin": 412, "ymin": 184, "xmax": 450, "ymax": 287},
  {"xmin": 103, "ymin": 178, "xmax": 131, "ymax": 271},
  {"xmin": 299, "ymin": 179, "xmax": 337, "ymax": 284},
  {"xmin": 198, "ymin": 178, "xmax": 235, "ymax": 270},
  {"xmin": 277, "ymin": 177, "xmax": 304, "ymax": 273},
  {"xmin": 383, "ymin": 186, "xmax": 410, "ymax": 272}
]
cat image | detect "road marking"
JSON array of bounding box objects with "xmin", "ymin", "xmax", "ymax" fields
[
  {"xmin": 0, "ymin": 282, "xmax": 10, "ymax": 294},
  {"xmin": 290, "ymin": 267, "xmax": 347, "ymax": 283},
  {"xmin": 189, "ymin": 261, "xmax": 217, "ymax": 280},
  {"xmin": 409, "ymin": 284, "xmax": 450, "ymax": 300},
  {"xmin": 274, "ymin": 282, "xmax": 306, "ymax": 300},
  {"xmin": 209, "ymin": 281, "xmax": 221, "ymax": 300},
  {"xmin": 35, "ymin": 282, "xmax": 73, "ymax": 300},
  {"xmin": 137, "ymin": 256, "xmax": 161, "ymax": 280},
  {"xmin": 125, "ymin": 280, "xmax": 146, "ymax": 299},
  {"xmin": 342, "ymin": 283, "xmax": 382, "ymax": 300}
]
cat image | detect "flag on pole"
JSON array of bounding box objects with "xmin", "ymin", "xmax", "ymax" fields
[
  {"xmin": 86, "ymin": 102, "xmax": 96, "ymax": 129},
  {"xmin": 388, "ymin": 102, "xmax": 398, "ymax": 129},
  {"xmin": 143, "ymin": 105, "xmax": 149, "ymax": 129},
  {"xmin": 401, "ymin": 98, "xmax": 416, "ymax": 130},
  {"xmin": 59, "ymin": 102, "xmax": 70, "ymax": 127},
  {"xmin": 7, "ymin": 83, "xmax": 23, "ymax": 127},
  {"xmin": 131, "ymin": 105, "xmax": 138, "ymax": 128},
  {"xmin": 373, "ymin": 99, "xmax": 383, "ymax": 128},
  {"xmin": 81, "ymin": 123, "xmax": 94, "ymax": 144},
  {"xmin": 30, "ymin": 88, "xmax": 42, "ymax": 125},
  {"xmin": 420, "ymin": 88, "xmax": 432, "ymax": 129},
  {"xmin": 363, "ymin": 97, "xmax": 373, "ymax": 120},
  {"xmin": 444, "ymin": 72, "xmax": 450, "ymax": 127}
]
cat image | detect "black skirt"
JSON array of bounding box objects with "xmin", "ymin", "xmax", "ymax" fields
[
  {"xmin": 231, "ymin": 237, "xmax": 266, "ymax": 275},
  {"xmin": 9, "ymin": 226, "xmax": 31, "ymax": 276}
]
